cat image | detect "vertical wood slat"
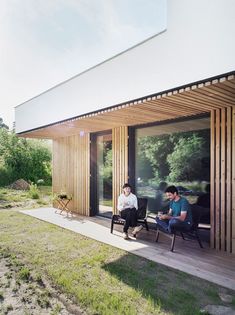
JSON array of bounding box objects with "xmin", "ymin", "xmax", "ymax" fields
[
  {"xmin": 211, "ymin": 106, "xmax": 234, "ymax": 253},
  {"xmin": 232, "ymin": 107, "xmax": 235, "ymax": 253},
  {"xmin": 226, "ymin": 107, "xmax": 232, "ymax": 253},
  {"xmin": 112, "ymin": 126, "xmax": 128, "ymax": 214},
  {"xmin": 52, "ymin": 133, "xmax": 90, "ymax": 215}
]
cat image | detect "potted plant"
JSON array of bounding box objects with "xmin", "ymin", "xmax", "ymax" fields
[{"xmin": 54, "ymin": 190, "xmax": 72, "ymax": 201}]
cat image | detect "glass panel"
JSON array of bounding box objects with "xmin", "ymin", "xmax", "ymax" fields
[
  {"xmin": 135, "ymin": 117, "xmax": 210, "ymax": 224},
  {"xmin": 97, "ymin": 133, "xmax": 113, "ymax": 217}
]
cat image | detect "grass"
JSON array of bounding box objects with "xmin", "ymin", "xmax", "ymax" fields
[
  {"xmin": 0, "ymin": 186, "xmax": 52, "ymax": 209},
  {"xmin": 0, "ymin": 210, "xmax": 234, "ymax": 315}
]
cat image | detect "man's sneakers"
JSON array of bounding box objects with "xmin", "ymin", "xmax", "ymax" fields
[
  {"xmin": 123, "ymin": 232, "xmax": 130, "ymax": 240},
  {"xmin": 132, "ymin": 225, "xmax": 143, "ymax": 237}
]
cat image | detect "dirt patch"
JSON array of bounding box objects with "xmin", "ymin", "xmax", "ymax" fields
[{"xmin": 0, "ymin": 252, "xmax": 84, "ymax": 315}]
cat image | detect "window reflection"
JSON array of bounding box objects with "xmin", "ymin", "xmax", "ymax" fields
[
  {"xmin": 135, "ymin": 116, "xmax": 210, "ymax": 222},
  {"xmin": 97, "ymin": 133, "xmax": 113, "ymax": 217}
]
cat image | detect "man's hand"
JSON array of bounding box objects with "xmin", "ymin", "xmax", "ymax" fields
[{"xmin": 159, "ymin": 214, "xmax": 169, "ymax": 220}]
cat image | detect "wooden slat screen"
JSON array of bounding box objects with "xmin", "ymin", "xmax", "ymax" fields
[
  {"xmin": 210, "ymin": 106, "xmax": 235, "ymax": 253},
  {"xmin": 232, "ymin": 107, "xmax": 235, "ymax": 253},
  {"xmin": 19, "ymin": 75, "xmax": 235, "ymax": 140},
  {"xmin": 112, "ymin": 126, "xmax": 128, "ymax": 214},
  {"xmin": 52, "ymin": 133, "xmax": 90, "ymax": 215}
]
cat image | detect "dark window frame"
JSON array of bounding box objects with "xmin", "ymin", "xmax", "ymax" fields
[{"xmin": 129, "ymin": 113, "xmax": 210, "ymax": 194}]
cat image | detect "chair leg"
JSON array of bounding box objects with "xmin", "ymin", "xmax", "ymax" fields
[
  {"xmin": 155, "ymin": 230, "xmax": 160, "ymax": 242},
  {"xmin": 180, "ymin": 232, "xmax": 185, "ymax": 240},
  {"xmin": 144, "ymin": 219, "xmax": 149, "ymax": 231},
  {"xmin": 111, "ymin": 219, "xmax": 114, "ymax": 233},
  {"xmin": 171, "ymin": 233, "xmax": 176, "ymax": 252},
  {"xmin": 195, "ymin": 231, "xmax": 203, "ymax": 248}
]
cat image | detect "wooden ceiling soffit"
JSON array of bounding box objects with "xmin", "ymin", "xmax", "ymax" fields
[{"xmin": 18, "ymin": 74, "xmax": 235, "ymax": 139}]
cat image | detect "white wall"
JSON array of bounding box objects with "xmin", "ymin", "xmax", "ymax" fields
[{"xmin": 15, "ymin": 0, "xmax": 235, "ymax": 133}]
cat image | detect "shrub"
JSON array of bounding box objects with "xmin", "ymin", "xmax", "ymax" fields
[
  {"xmin": 37, "ymin": 179, "xmax": 45, "ymax": 185},
  {"xmin": 28, "ymin": 183, "xmax": 40, "ymax": 199},
  {"xmin": 0, "ymin": 166, "xmax": 13, "ymax": 187}
]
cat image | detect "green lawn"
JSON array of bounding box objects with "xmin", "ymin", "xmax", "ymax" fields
[{"xmin": 0, "ymin": 210, "xmax": 234, "ymax": 315}]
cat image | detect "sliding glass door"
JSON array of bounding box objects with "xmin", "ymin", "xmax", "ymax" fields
[{"xmin": 134, "ymin": 115, "xmax": 210, "ymax": 226}]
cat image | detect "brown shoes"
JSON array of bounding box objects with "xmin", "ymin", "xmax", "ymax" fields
[{"xmin": 132, "ymin": 225, "xmax": 143, "ymax": 237}]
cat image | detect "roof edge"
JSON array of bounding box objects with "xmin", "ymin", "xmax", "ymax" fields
[
  {"xmin": 15, "ymin": 29, "xmax": 167, "ymax": 110},
  {"xmin": 16, "ymin": 70, "xmax": 235, "ymax": 136}
]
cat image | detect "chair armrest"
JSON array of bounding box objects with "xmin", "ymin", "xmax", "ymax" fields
[{"xmin": 147, "ymin": 215, "xmax": 156, "ymax": 220}]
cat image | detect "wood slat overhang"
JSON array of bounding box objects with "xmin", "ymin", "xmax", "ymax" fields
[{"xmin": 18, "ymin": 74, "xmax": 235, "ymax": 139}]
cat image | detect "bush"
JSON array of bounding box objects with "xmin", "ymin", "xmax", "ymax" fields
[
  {"xmin": 0, "ymin": 128, "xmax": 52, "ymax": 186},
  {"xmin": 0, "ymin": 166, "xmax": 13, "ymax": 186},
  {"xmin": 0, "ymin": 128, "xmax": 51, "ymax": 185},
  {"xmin": 28, "ymin": 183, "xmax": 40, "ymax": 199},
  {"xmin": 37, "ymin": 179, "xmax": 45, "ymax": 186}
]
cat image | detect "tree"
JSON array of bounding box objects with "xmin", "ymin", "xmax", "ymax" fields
[
  {"xmin": 138, "ymin": 134, "xmax": 173, "ymax": 182},
  {"xmin": 167, "ymin": 133, "xmax": 209, "ymax": 182},
  {"xmin": 0, "ymin": 128, "xmax": 52, "ymax": 186},
  {"xmin": 136, "ymin": 129, "xmax": 210, "ymax": 185}
]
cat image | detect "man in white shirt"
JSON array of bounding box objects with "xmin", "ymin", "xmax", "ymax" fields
[{"xmin": 117, "ymin": 183, "xmax": 143, "ymax": 239}]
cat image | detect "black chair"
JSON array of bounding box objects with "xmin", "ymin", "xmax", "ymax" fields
[
  {"xmin": 110, "ymin": 197, "xmax": 149, "ymax": 234},
  {"xmin": 155, "ymin": 204, "xmax": 203, "ymax": 252}
]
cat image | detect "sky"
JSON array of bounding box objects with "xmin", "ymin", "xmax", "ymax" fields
[{"xmin": 0, "ymin": 0, "xmax": 166, "ymax": 130}]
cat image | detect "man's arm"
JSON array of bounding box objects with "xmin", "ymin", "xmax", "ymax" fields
[{"xmin": 161, "ymin": 210, "xmax": 186, "ymax": 221}]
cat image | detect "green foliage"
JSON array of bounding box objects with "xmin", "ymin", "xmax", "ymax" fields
[
  {"xmin": 102, "ymin": 148, "xmax": 112, "ymax": 183},
  {"xmin": 98, "ymin": 140, "xmax": 112, "ymax": 199},
  {"xmin": 37, "ymin": 179, "xmax": 45, "ymax": 185},
  {"xmin": 137, "ymin": 129, "xmax": 210, "ymax": 184},
  {"xmin": 0, "ymin": 165, "xmax": 13, "ymax": 186},
  {"xmin": 0, "ymin": 128, "xmax": 52, "ymax": 186},
  {"xmin": 138, "ymin": 134, "xmax": 172, "ymax": 181},
  {"xmin": 18, "ymin": 266, "xmax": 31, "ymax": 281},
  {"xmin": 28, "ymin": 183, "xmax": 40, "ymax": 199},
  {"xmin": 167, "ymin": 133, "xmax": 208, "ymax": 182}
]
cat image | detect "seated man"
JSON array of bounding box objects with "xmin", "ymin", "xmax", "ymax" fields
[
  {"xmin": 117, "ymin": 183, "xmax": 143, "ymax": 240},
  {"xmin": 156, "ymin": 185, "xmax": 192, "ymax": 234}
]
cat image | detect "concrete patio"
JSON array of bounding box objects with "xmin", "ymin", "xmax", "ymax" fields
[{"xmin": 20, "ymin": 207, "xmax": 235, "ymax": 291}]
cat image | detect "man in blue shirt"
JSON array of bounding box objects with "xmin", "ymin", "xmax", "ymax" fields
[{"xmin": 156, "ymin": 185, "xmax": 192, "ymax": 233}]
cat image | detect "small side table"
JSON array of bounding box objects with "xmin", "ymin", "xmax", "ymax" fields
[{"xmin": 55, "ymin": 195, "xmax": 72, "ymax": 215}]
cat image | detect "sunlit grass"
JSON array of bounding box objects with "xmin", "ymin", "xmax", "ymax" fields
[{"xmin": 0, "ymin": 210, "xmax": 234, "ymax": 315}]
